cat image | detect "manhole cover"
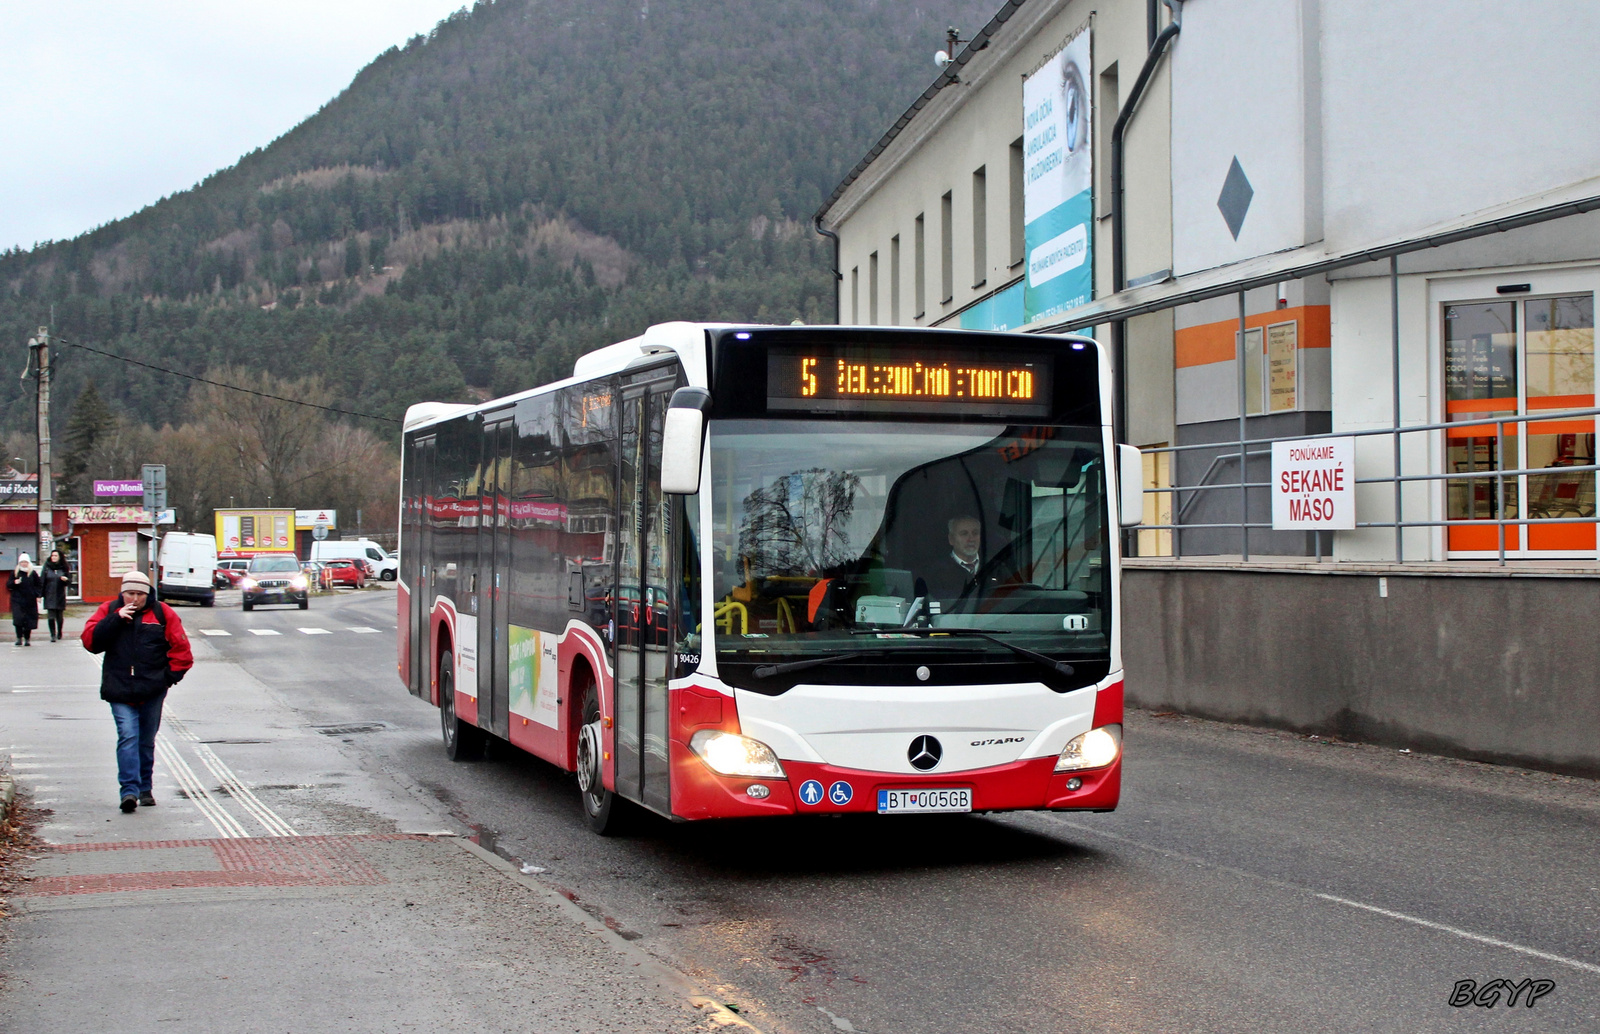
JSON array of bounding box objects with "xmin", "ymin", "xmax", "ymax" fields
[{"xmin": 311, "ymin": 723, "xmax": 390, "ymax": 736}]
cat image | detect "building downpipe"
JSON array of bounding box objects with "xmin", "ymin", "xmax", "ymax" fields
[
  {"xmin": 813, "ymin": 215, "xmax": 843, "ymax": 324},
  {"xmin": 1111, "ymin": 0, "xmax": 1182, "ymax": 444}
]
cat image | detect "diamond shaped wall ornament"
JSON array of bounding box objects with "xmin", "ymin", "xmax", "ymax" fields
[{"xmin": 1217, "ymin": 157, "xmax": 1254, "ymax": 241}]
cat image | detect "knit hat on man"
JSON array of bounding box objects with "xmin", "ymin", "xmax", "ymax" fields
[{"xmin": 120, "ymin": 570, "xmax": 153, "ymax": 593}]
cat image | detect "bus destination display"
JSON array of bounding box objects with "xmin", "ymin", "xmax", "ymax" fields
[{"xmin": 767, "ymin": 346, "xmax": 1052, "ymax": 416}]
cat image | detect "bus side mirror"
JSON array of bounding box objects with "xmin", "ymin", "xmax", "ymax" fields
[
  {"xmin": 1117, "ymin": 444, "xmax": 1144, "ymax": 528},
  {"xmin": 661, "ymin": 387, "xmax": 712, "ymax": 495}
]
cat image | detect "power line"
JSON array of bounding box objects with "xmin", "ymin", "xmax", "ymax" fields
[{"xmin": 53, "ymin": 336, "xmax": 401, "ymax": 425}]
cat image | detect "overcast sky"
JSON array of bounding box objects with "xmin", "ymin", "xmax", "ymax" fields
[{"xmin": 0, "ymin": 1, "xmax": 472, "ymax": 254}]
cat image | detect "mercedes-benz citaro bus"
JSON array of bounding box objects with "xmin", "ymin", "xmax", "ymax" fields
[{"xmin": 398, "ymin": 322, "xmax": 1142, "ymax": 833}]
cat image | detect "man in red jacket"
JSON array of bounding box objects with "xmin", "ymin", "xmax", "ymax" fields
[{"xmin": 81, "ymin": 570, "xmax": 193, "ymax": 813}]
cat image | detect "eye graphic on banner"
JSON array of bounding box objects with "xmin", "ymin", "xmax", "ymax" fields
[{"xmin": 1022, "ymin": 27, "xmax": 1094, "ymax": 325}]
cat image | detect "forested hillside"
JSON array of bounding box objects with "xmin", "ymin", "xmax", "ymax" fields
[
  {"xmin": 2, "ymin": 0, "xmax": 992, "ymax": 420},
  {"xmin": 0, "ymin": 0, "xmax": 993, "ymax": 526}
]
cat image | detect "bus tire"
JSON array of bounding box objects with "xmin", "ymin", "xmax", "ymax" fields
[
  {"xmin": 576, "ymin": 681, "xmax": 626, "ymax": 835},
  {"xmin": 438, "ymin": 653, "xmax": 485, "ymax": 762}
]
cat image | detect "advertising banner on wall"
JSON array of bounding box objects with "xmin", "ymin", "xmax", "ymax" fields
[
  {"xmin": 1022, "ymin": 27, "xmax": 1093, "ymax": 325},
  {"xmin": 958, "ymin": 282, "xmax": 1026, "ymax": 332}
]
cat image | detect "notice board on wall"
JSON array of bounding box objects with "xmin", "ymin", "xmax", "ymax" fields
[{"xmin": 107, "ymin": 531, "xmax": 139, "ymax": 576}]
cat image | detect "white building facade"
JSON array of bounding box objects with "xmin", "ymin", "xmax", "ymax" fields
[{"xmin": 819, "ymin": 0, "xmax": 1600, "ymax": 565}]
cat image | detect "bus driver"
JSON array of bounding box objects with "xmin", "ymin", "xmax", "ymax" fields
[{"xmin": 924, "ymin": 515, "xmax": 984, "ymax": 600}]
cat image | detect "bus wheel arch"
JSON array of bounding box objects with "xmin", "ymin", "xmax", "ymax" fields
[
  {"xmin": 565, "ymin": 658, "xmax": 597, "ymax": 771},
  {"xmin": 572, "ymin": 664, "xmax": 626, "ymax": 835},
  {"xmin": 437, "ymin": 637, "xmax": 484, "ymax": 762},
  {"xmin": 432, "ymin": 626, "xmax": 453, "ymax": 707}
]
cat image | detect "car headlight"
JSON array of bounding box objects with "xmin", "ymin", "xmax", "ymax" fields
[
  {"xmin": 688, "ymin": 729, "xmax": 785, "ymax": 778},
  {"xmin": 239, "ymin": 577, "xmax": 257, "ymax": 590},
  {"xmin": 289, "ymin": 576, "xmax": 308, "ymax": 590},
  {"xmin": 1054, "ymin": 725, "xmax": 1121, "ymax": 772}
]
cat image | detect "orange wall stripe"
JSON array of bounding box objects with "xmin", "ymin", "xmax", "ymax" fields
[{"xmin": 1175, "ymin": 305, "xmax": 1331, "ymax": 369}]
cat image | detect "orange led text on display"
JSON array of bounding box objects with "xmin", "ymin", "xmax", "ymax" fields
[{"xmin": 793, "ymin": 357, "xmax": 1036, "ymax": 400}]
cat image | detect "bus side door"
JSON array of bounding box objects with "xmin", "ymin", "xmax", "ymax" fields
[
  {"xmin": 477, "ymin": 417, "xmax": 514, "ymax": 738},
  {"xmin": 613, "ymin": 372, "xmax": 677, "ymax": 814}
]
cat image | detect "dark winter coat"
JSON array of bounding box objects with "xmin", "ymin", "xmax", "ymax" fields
[
  {"xmin": 41, "ymin": 562, "xmax": 69, "ymax": 611},
  {"xmin": 81, "ymin": 598, "xmax": 194, "ymax": 704},
  {"xmin": 6, "ymin": 570, "xmax": 41, "ymax": 630}
]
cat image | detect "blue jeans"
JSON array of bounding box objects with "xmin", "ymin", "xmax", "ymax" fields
[{"xmin": 110, "ymin": 693, "xmax": 166, "ymax": 799}]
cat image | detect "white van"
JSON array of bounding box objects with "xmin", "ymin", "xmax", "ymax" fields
[
  {"xmin": 310, "ymin": 538, "xmax": 397, "ymax": 581},
  {"xmin": 158, "ymin": 531, "xmax": 218, "ymax": 606}
]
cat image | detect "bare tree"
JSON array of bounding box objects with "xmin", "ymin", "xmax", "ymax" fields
[
  {"xmin": 738, "ymin": 468, "xmax": 862, "ymax": 577},
  {"xmin": 190, "ymin": 368, "xmax": 333, "ymax": 504}
]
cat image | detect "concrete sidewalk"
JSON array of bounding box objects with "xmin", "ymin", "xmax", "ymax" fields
[
  {"xmin": 2, "ymin": 833, "xmax": 731, "ymax": 1033},
  {"xmin": 0, "ymin": 612, "xmax": 749, "ymax": 1033}
]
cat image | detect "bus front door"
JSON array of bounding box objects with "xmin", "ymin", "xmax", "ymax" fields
[
  {"xmin": 613, "ymin": 377, "xmax": 674, "ymax": 814},
  {"xmin": 477, "ymin": 418, "xmax": 513, "ymax": 739}
]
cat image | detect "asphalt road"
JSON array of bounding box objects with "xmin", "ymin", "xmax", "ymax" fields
[{"xmin": 164, "ymin": 589, "xmax": 1600, "ymax": 1033}]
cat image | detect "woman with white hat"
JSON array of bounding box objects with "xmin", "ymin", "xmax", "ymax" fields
[{"xmin": 6, "ymin": 552, "xmax": 42, "ymax": 646}]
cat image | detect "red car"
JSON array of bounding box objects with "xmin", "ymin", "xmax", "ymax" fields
[
  {"xmin": 322, "ymin": 559, "xmax": 367, "ymax": 589},
  {"xmin": 213, "ymin": 559, "xmax": 251, "ymax": 588}
]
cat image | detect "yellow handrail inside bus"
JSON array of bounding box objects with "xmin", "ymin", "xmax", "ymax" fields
[
  {"xmin": 775, "ymin": 597, "xmax": 797, "ymax": 634},
  {"xmin": 713, "ymin": 600, "xmax": 748, "ymax": 636}
]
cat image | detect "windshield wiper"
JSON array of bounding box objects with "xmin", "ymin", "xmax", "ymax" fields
[
  {"xmin": 856, "ymin": 628, "xmax": 1075, "ymax": 677},
  {"xmin": 750, "ymin": 650, "xmax": 885, "ymax": 678}
]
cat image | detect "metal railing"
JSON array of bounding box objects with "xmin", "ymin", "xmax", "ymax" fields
[{"xmin": 1136, "ymin": 402, "xmax": 1600, "ymax": 567}]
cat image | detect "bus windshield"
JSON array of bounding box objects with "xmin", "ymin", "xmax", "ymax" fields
[{"xmin": 706, "ymin": 419, "xmax": 1110, "ymax": 673}]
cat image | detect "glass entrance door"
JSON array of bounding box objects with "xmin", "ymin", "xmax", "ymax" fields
[{"xmin": 1445, "ymin": 294, "xmax": 1596, "ymax": 555}]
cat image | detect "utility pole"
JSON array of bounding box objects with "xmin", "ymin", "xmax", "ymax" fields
[{"xmin": 27, "ymin": 327, "xmax": 52, "ymax": 561}]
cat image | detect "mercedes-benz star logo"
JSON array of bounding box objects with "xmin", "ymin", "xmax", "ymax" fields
[{"xmin": 908, "ymin": 735, "xmax": 942, "ymax": 771}]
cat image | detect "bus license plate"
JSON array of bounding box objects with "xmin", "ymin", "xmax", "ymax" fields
[{"xmin": 877, "ymin": 788, "xmax": 972, "ymax": 814}]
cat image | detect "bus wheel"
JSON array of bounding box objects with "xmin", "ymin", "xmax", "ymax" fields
[
  {"xmin": 439, "ymin": 653, "xmax": 484, "ymax": 762},
  {"xmin": 576, "ymin": 683, "xmax": 624, "ymax": 834}
]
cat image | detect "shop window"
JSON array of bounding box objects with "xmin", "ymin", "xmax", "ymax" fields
[{"xmin": 1236, "ymin": 320, "xmax": 1299, "ymax": 415}]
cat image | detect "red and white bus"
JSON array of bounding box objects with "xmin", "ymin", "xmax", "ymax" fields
[{"xmin": 398, "ymin": 322, "xmax": 1141, "ymax": 833}]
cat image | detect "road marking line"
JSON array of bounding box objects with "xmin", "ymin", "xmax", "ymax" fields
[
  {"xmin": 346, "ymin": 626, "xmax": 380, "ymax": 633},
  {"xmin": 297, "ymin": 627, "xmax": 332, "ymax": 635},
  {"xmin": 1039, "ymin": 814, "xmax": 1600, "ymax": 978},
  {"xmin": 154, "ymin": 736, "xmax": 248, "ymax": 838},
  {"xmin": 164, "ymin": 716, "xmax": 298, "ymax": 837},
  {"xmin": 1315, "ymin": 894, "xmax": 1600, "ymax": 976},
  {"xmin": 247, "ymin": 629, "xmax": 281, "ymax": 636},
  {"xmin": 198, "ymin": 629, "xmax": 231, "ymax": 637}
]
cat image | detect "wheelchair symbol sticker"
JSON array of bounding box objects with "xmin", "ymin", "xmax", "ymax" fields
[
  {"xmin": 798, "ymin": 780, "xmax": 824, "ymax": 806},
  {"xmin": 828, "ymin": 781, "xmax": 854, "ymax": 805}
]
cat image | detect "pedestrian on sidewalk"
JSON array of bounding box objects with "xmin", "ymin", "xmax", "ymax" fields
[
  {"xmin": 41, "ymin": 549, "xmax": 70, "ymax": 642},
  {"xmin": 81, "ymin": 570, "xmax": 193, "ymax": 813},
  {"xmin": 6, "ymin": 553, "xmax": 42, "ymax": 646}
]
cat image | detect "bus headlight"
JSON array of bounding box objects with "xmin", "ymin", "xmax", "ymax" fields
[
  {"xmin": 1054, "ymin": 725, "xmax": 1121, "ymax": 772},
  {"xmin": 689, "ymin": 729, "xmax": 785, "ymax": 779}
]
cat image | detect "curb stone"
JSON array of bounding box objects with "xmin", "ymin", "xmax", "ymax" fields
[{"xmin": 447, "ymin": 835, "xmax": 760, "ymax": 1031}]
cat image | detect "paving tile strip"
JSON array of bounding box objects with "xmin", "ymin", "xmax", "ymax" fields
[{"xmin": 20, "ymin": 833, "xmax": 426, "ymax": 896}]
